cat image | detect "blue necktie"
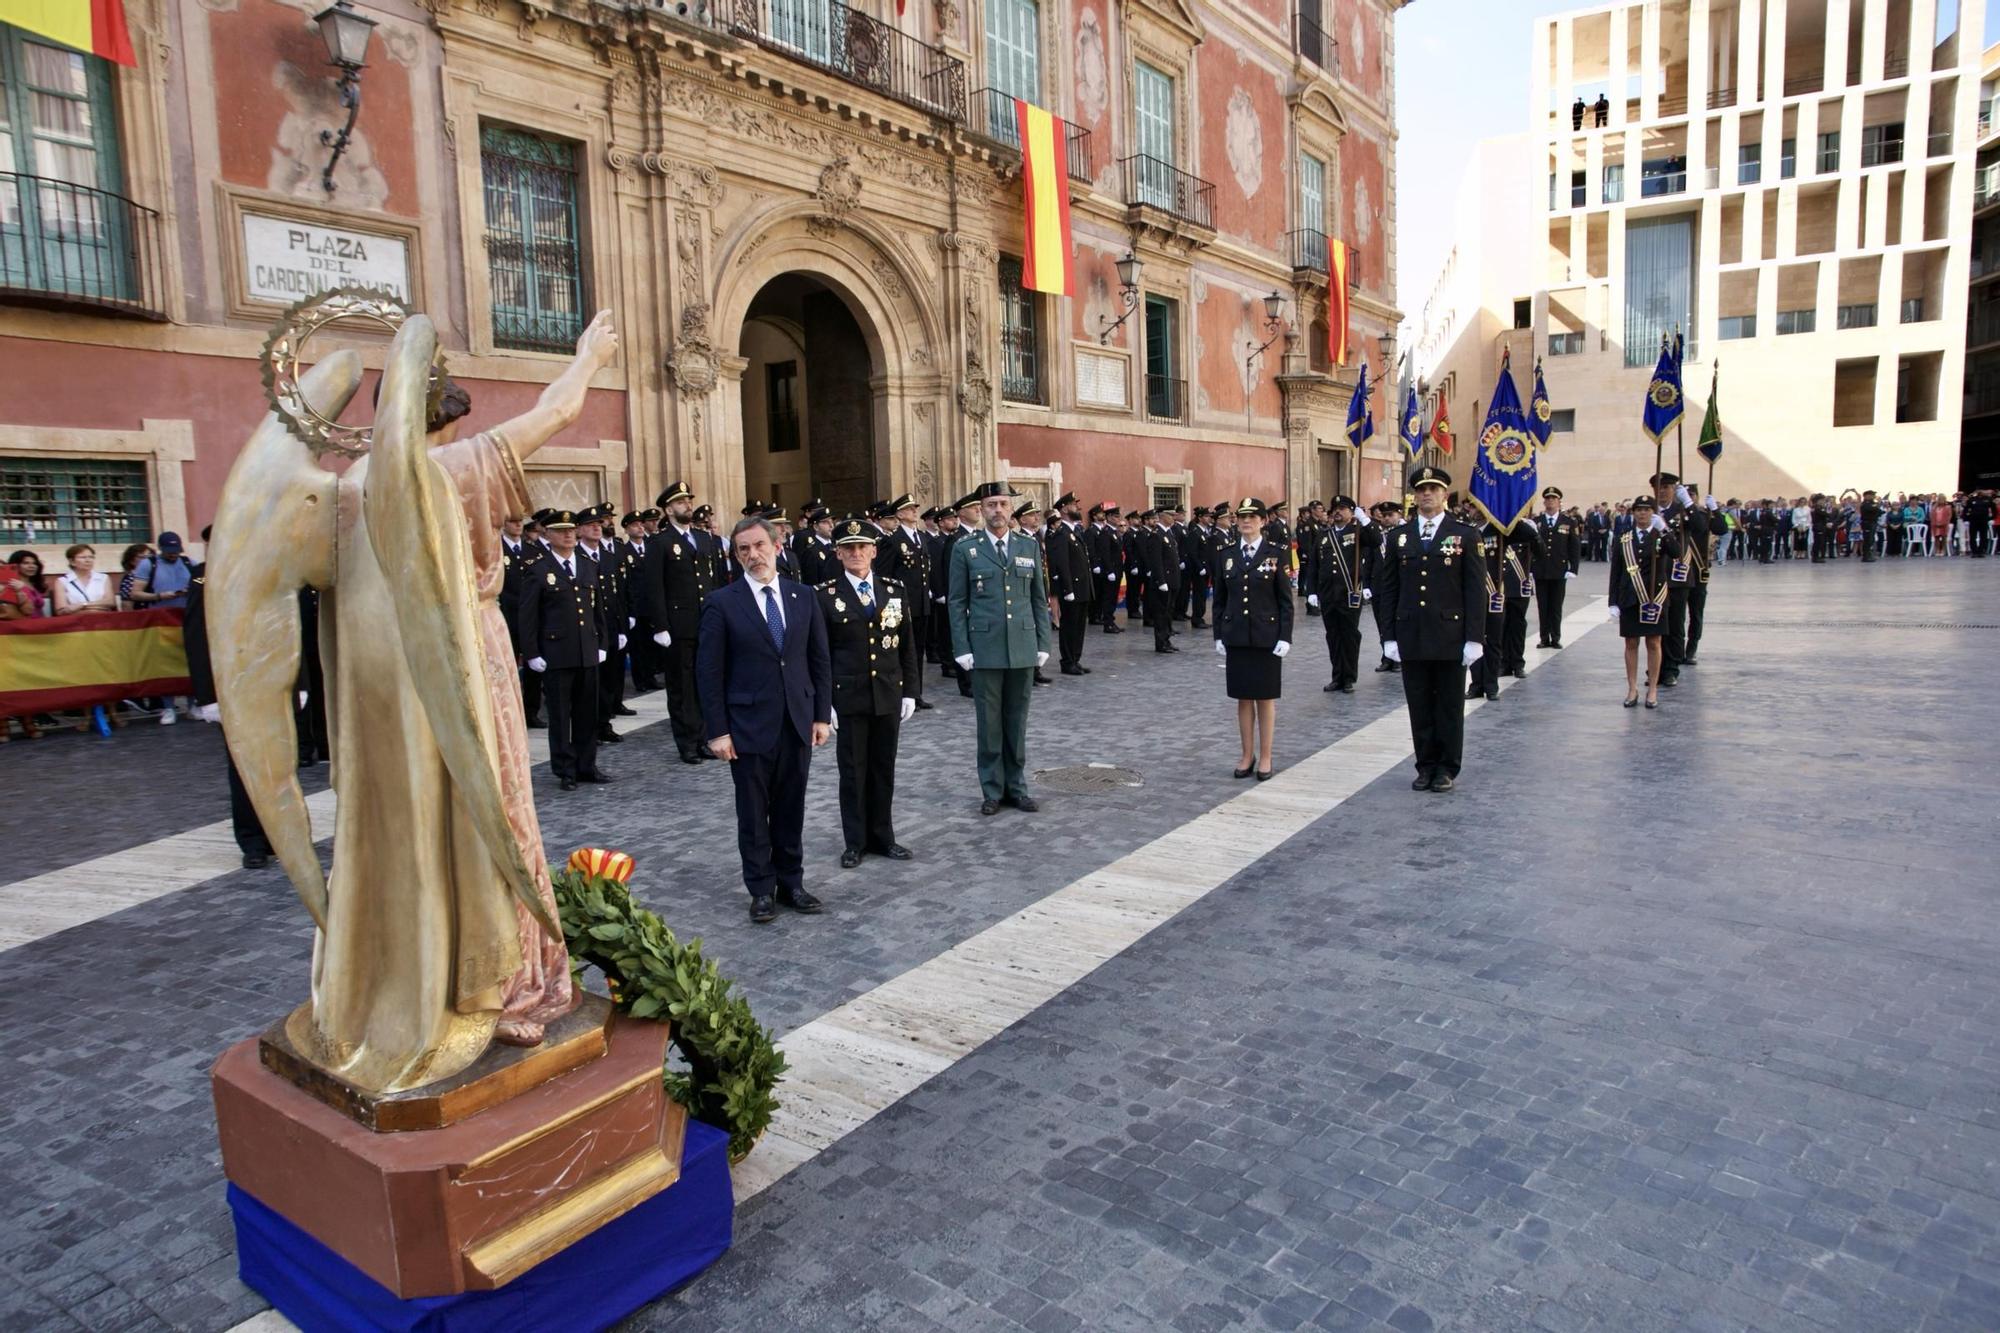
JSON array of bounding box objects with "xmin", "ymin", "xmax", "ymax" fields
[
  {"xmin": 857, "ymin": 579, "xmax": 872, "ymax": 607},
  {"xmin": 763, "ymin": 585, "xmax": 785, "ymax": 653}
]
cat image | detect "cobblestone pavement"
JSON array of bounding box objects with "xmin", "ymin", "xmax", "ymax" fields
[{"xmin": 2, "ymin": 562, "xmax": 1997, "ymax": 1331}]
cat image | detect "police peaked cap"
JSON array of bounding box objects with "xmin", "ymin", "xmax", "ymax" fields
[
  {"xmin": 1410, "ymin": 464, "xmax": 1452, "ymax": 490},
  {"xmin": 656, "ymin": 481, "xmax": 693, "ymax": 507},
  {"xmin": 1648, "ymin": 472, "xmax": 1679, "ymax": 487},
  {"xmin": 1329, "ymin": 495, "xmax": 1357, "ymax": 511},
  {"xmin": 1053, "ymin": 492, "xmax": 1077, "ymax": 509},
  {"xmin": 1542, "ymin": 486, "xmax": 1564, "ymax": 500},
  {"xmin": 834, "ymin": 517, "xmax": 879, "ymax": 545}
]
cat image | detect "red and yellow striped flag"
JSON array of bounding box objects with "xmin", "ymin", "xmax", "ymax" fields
[
  {"xmin": 1015, "ymin": 98, "xmax": 1073, "ymax": 297},
  {"xmin": 0, "ymin": 0, "xmax": 137, "ymax": 65},
  {"xmin": 1327, "ymin": 238, "xmax": 1352, "ymax": 366}
]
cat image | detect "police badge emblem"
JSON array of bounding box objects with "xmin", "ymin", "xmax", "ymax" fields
[
  {"xmin": 1670, "ymin": 559, "xmax": 1690, "ymax": 584},
  {"xmin": 1489, "ymin": 592, "xmax": 1505, "ymax": 614},
  {"xmin": 1347, "ymin": 591, "xmax": 1363, "ymax": 609}
]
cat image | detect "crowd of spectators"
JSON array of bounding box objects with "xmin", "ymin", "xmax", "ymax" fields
[
  {"xmin": 1, "ymin": 531, "xmax": 197, "ymax": 740},
  {"xmin": 1564, "ymin": 491, "xmax": 1997, "ymax": 564}
]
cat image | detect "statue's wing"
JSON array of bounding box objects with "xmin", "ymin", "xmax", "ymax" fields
[
  {"xmin": 208, "ymin": 353, "xmax": 354, "ymax": 931},
  {"xmin": 364, "ymin": 316, "xmax": 559, "ymax": 938}
]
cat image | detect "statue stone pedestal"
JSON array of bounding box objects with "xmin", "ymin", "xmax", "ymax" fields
[{"xmin": 212, "ymin": 1000, "xmax": 689, "ymax": 1300}]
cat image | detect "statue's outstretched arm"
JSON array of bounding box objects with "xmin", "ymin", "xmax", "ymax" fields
[
  {"xmin": 366, "ymin": 315, "xmax": 560, "ymax": 937},
  {"xmin": 209, "ymin": 353, "xmax": 353, "ymax": 930},
  {"xmin": 497, "ymin": 311, "xmax": 620, "ymax": 462}
]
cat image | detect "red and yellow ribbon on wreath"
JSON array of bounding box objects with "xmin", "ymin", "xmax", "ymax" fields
[{"xmin": 567, "ymin": 847, "xmax": 635, "ymax": 884}]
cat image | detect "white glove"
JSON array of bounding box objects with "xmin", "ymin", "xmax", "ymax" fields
[
  {"xmin": 652, "ymin": 630, "xmax": 672, "ymax": 647},
  {"xmin": 628, "ymin": 617, "xmax": 636, "ymax": 628},
  {"xmin": 1609, "ymin": 605, "xmax": 1622, "ymax": 622},
  {"xmin": 1462, "ymin": 641, "xmax": 1484, "ymax": 668},
  {"xmin": 617, "ymin": 634, "xmax": 627, "ymax": 649},
  {"xmin": 296, "ymin": 691, "xmax": 308, "ymax": 710},
  {"xmin": 1091, "ymin": 566, "xmax": 1101, "ymax": 574},
  {"xmin": 1565, "ymin": 571, "xmax": 1576, "ymax": 581},
  {"xmin": 934, "ymin": 595, "xmax": 946, "ymax": 604},
  {"xmin": 528, "ymin": 657, "xmax": 547, "ymax": 672},
  {"xmin": 1036, "ymin": 652, "xmax": 1049, "ymax": 668},
  {"xmin": 829, "ymin": 707, "xmax": 839, "ymax": 732},
  {"xmin": 1307, "ymin": 594, "xmax": 1320, "ymax": 608},
  {"xmin": 1383, "ymin": 641, "xmax": 1401, "ymax": 663},
  {"xmin": 1156, "ymin": 583, "xmax": 1167, "ymax": 591},
  {"xmin": 195, "ymin": 703, "xmax": 221, "ymax": 724},
  {"xmin": 1063, "ymin": 593, "xmax": 1075, "ymax": 602},
  {"xmin": 597, "ymin": 649, "xmax": 607, "ymax": 664},
  {"xmin": 1675, "ymin": 484, "xmax": 1693, "ymax": 508},
  {"xmin": 1215, "ymin": 639, "xmax": 1228, "ymax": 657},
  {"xmin": 955, "ymin": 653, "xmax": 975, "ymax": 671},
  {"xmin": 1362, "ymin": 588, "xmax": 1373, "ymax": 602},
  {"xmin": 899, "ymin": 697, "xmax": 915, "ymax": 722},
  {"xmin": 1272, "ymin": 640, "xmax": 1291, "ymax": 659}
]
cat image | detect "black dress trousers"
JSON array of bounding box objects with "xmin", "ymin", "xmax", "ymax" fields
[
  {"xmin": 545, "ymin": 665, "xmax": 599, "ymax": 780},
  {"xmin": 1535, "ymin": 575, "xmax": 1567, "ymax": 644},
  {"xmin": 1402, "ymin": 660, "xmax": 1467, "ymax": 779},
  {"xmin": 1321, "ymin": 600, "xmax": 1362, "ymax": 686},
  {"xmin": 730, "ymin": 738, "xmax": 810, "ymax": 900},
  {"xmin": 835, "ymin": 711, "xmax": 900, "ymax": 852}
]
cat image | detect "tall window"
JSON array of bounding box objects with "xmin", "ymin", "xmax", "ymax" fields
[
  {"xmin": 1780, "ymin": 137, "xmax": 1796, "ymax": 178},
  {"xmin": 1602, "ymin": 162, "xmax": 1624, "ymax": 202},
  {"xmin": 1738, "ymin": 143, "xmax": 1761, "ymax": 184},
  {"xmin": 766, "ymin": 362, "xmax": 800, "ymax": 453},
  {"xmin": 1817, "ymin": 130, "xmax": 1841, "ymax": 172},
  {"xmin": 984, "ymin": 0, "xmax": 1040, "ymax": 144},
  {"xmin": 480, "ymin": 124, "xmax": 585, "ymax": 354},
  {"xmin": 0, "ymin": 27, "xmax": 130, "ymax": 301},
  {"xmin": 1, "ymin": 456, "xmax": 150, "ymax": 547},
  {"xmin": 1624, "ymin": 215, "xmax": 1694, "ymax": 367},
  {"xmin": 1133, "ymin": 62, "xmax": 1175, "ymax": 209},
  {"xmin": 1861, "ymin": 122, "xmax": 1903, "ymax": 166},
  {"xmin": 1143, "ymin": 294, "xmax": 1181, "ymax": 420},
  {"xmin": 999, "ymin": 256, "xmax": 1043, "ymax": 404},
  {"xmin": 1297, "ymin": 152, "xmax": 1326, "ymax": 268},
  {"xmin": 769, "ymin": 0, "xmax": 834, "ymax": 63}
]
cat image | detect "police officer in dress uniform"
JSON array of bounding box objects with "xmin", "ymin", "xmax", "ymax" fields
[
  {"xmin": 1652, "ymin": 471, "xmax": 1711, "ymax": 685},
  {"xmin": 1468, "ymin": 524, "xmax": 1508, "ymax": 702},
  {"xmin": 817, "ymin": 518, "xmax": 919, "ymax": 868},
  {"xmin": 1014, "ymin": 499, "xmax": 1055, "ymax": 685},
  {"xmin": 1369, "ymin": 501, "xmax": 1404, "ymax": 674},
  {"xmin": 1531, "ymin": 487, "xmax": 1580, "ymax": 648},
  {"xmin": 797, "ymin": 506, "xmax": 838, "ymax": 584},
  {"xmin": 1378, "ymin": 466, "xmax": 1487, "ymax": 793},
  {"xmin": 872, "ymin": 493, "xmax": 933, "ymax": 710},
  {"xmin": 1498, "ymin": 517, "xmax": 1541, "ymax": 678},
  {"xmin": 941, "ymin": 493, "xmax": 982, "ymax": 697},
  {"xmin": 575, "ymin": 504, "xmax": 631, "ymax": 744},
  {"xmin": 515, "ymin": 509, "xmax": 613, "ymax": 790},
  {"xmin": 1043, "ymin": 492, "xmax": 1094, "ymax": 676},
  {"xmin": 622, "ymin": 510, "xmax": 663, "ymax": 693},
  {"xmin": 1088, "ymin": 503, "xmax": 1125, "ymax": 631},
  {"xmin": 949, "ymin": 481, "xmax": 1053, "ymax": 815},
  {"xmin": 1185, "ymin": 506, "xmax": 1215, "ymax": 628},
  {"xmin": 501, "ymin": 515, "xmax": 542, "ymax": 726},
  {"xmin": 1137, "ymin": 510, "xmax": 1179, "ymax": 652},
  {"xmin": 1212, "ymin": 498, "xmax": 1294, "ymax": 779},
  {"xmin": 638, "ymin": 481, "xmax": 720, "ymax": 763},
  {"xmin": 1308, "ymin": 496, "xmax": 1377, "ymax": 693}
]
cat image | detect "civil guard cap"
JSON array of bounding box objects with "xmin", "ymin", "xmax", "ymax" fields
[
  {"xmin": 1053, "ymin": 491, "xmax": 1077, "ymax": 510},
  {"xmin": 1409, "ymin": 464, "xmax": 1452, "ymax": 491},
  {"xmin": 969, "ymin": 480, "xmax": 1021, "ymax": 501},
  {"xmin": 656, "ymin": 480, "xmax": 693, "ymax": 507},
  {"xmin": 833, "ymin": 517, "xmax": 879, "ymax": 546}
]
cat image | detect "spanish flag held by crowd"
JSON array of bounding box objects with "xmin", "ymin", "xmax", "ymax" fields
[{"xmin": 0, "ymin": 0, "xmax": 137, "ymax": 65}]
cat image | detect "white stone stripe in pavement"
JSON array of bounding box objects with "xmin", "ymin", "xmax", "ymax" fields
[
  {"xmin": 216, "ymin": 597, "xmax": 1608, "ymax": 1333},
  {"xmin": 0, "ymin": 693, "xmax": 673, "ymax": 953}
]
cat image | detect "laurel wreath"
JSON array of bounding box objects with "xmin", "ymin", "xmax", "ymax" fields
[{"xmin": 550, "ymin": 865, "xmax": 786, "ymax": 1163}]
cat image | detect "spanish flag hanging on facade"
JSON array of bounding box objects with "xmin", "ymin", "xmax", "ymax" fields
[
  {"xmin": 0, "ymin": 0, "xmax": 138, "ymax": 65},
  {"xmin": 1016, "ymin": 99, "xmax": 1073, "ymax": 297},
  {"xmin": 1327, "ymin": 239, "xmax": 1352, "ymax": 366}
]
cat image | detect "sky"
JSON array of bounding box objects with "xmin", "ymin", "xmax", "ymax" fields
[{"xmin": 1391, "ymin": 0, "xmax": 1994, "ymax": 330}]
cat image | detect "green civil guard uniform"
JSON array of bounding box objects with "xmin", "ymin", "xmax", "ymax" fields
[{"xmin": 947, "ymin": 528, "xmax": 1053, "ymax": 802}]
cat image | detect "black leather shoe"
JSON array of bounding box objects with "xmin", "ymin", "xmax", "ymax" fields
[
  {"xmin": 980, "ymin": 798, "xmax": 1001, "ymax": 816},
  {"xmin": 680, "ymin": 751, "xmax": 703, "ymax": 765},
  {"xmin": 1374, "ymin": 661, "xmax": 1396, "ymax": 673},
  {"xmin": 1234, "ymin": 764, "xmax": 1255, "ymax": 779},
  {"xmin": 1485, "ymin": 688, "xmax": 1500, "ymax": 701},
  {"xmin": 1339, "ymin": 683, "xmax": 1355, "ymax": 694},
  {"xmin": 1103, "ymin": 624, "xmax": 1124, "ymax": 634},
  {"xmin": 1682, "ymin": 656, "xmax": 1699, "ymax": 666},
  {"xmin": 1466, "ymin": 685, "xmax": 1485, "ymax": 701},
  {"xmin": 559, "ymin": 776, "xmax": 578, "ymax": 791},
  {"xmin": 777, "ymin": 889, "xmax": 823, "ymax": 914},
  {"xmin": 1191, "ymin": 620, "xmax": 1208, "ymax": 629},
  {"xmin": 1411, "ymin": 773, "xmax": 1434, "ymax": 791},
  {"xmin": 242, "ymin": 852, "xmax": 270, "ymax": 869},
  {"xmin": 840, "ymin": 848, "xmax": 863, "ymax": 869},
  {"xmin": 877, "ymin": 844, "xmax": 913, "ymax": 861},
  {"xmin": 525, "ymin": 716, "xmax": 547, "ymax": 729},
  {"xmin": 613, "ymin": 705, "xmax": 638, "ymax": 717},
  {"xmin": 1549, "ymin": 642, "xmax": 1562, "ymax": 650},
  {"xmin": 698, "ymin": 743, "xmax": 717, "ymax": 759},
  {"xmin": 1537, "ymin": 640, "xmax": 1551, "ymax": 649},
  {"xmin": 1324, "ymin": 682, "xmax": 1339, "ymax": 692},
  {"xmin": 958, "ymin": 682, "xmax": 974, "ymax": 698},
  {"xmin": 749, "ymin": 895, "xmax": 776, "ymax": 923},
  {"xmin": 1034, "ymin": 672, "xmax": 1052, "ymax": 685},
  {"xmin": 1659, "ymin": 674, "xmax": 1679, "ymax": 688},
  {"xmin": 1156, "ymin": 644, "xmax": 1179, "ymax": 654},
  {"xmin": 1078, "ymin": 665, "xmax": 1092, "ymax": 673},
  {"xmin": 914, "ymin": 698, "xmax": 936, "ymax": 710},
  {"xmin": 1007, "ymin": 794, "xmax": 1040, "ymax": 812},
  {"xmin": 1061, "ymin": 664, "xmax": 1086, "ymax": 676},
  {"xmin": 597, "ymin": 729, "xmax": 623, "ymax": 743},
  {"xmin": 582, "ymin": 771, "xmax": 613, "ymax": 784},
  {"xmin": 1430, "ymin": 774, "xmax": 1456, "ymax": 793},
  {"xmin": 1255, "ymin": 768, "xmax": 1275, "ymax": 782}
]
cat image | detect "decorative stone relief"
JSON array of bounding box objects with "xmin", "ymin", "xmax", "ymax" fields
[
  {"xmin": 932, "ymin": 0, "xmax": 959, "ymax": 41},
  {"xmin": 809, "ymin": 153, "xmax": 862, "ymax": 237},
  {"xmin": 1074, "ymin": 10, "xmax": 1108, "ymax": 128},
  {"xmin": 639, "ymin": 155, "xmax": 725, "ymax": 207},
  {"xmin": 870, "ymin": 256, "xmax": 906, "ymax": 300},
  {"xmin": 380, "ymin": 24, "xmax": 421, "ymax": 66},
  {"xmin": 959, "ymin": 349, "xmax": 992, "ymax": 423},
  {"xmin": 1225, "ymin": 88, "xmax": 1263, "ymax": 200},
  {"xmin": 670, "ymin": 303, "xmax": 718, "ymax": 395},
  {"xmin": 606, "ymin": 144, "xmax": 632, "ymax": 173},
  {"xmin": 441, "ymin": 117, "xmax": 458, "ymax": 158}
]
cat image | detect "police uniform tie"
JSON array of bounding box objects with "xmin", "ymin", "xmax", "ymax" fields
[
  {"xmin": 561, "ymin": 557, "xmax": 574, "ymax": 579},
  {"xmin": 763, "ymin": 585, "xmax": 785, "ymax": 653},
  {"xmin": 1421, "ymin": 519, "xmax": 1437, "ymax": 546},
  {"xmin": 857, "ymin": 578, "xmax": 873, "ymax": 608}
]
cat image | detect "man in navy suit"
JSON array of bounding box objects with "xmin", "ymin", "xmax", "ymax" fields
[{"xmin": 696, "ymin": 515, "xmax": 834, "ymax": 923}]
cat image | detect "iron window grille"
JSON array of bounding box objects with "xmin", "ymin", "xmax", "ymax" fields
[
  {"xmin": 0, "ymin": 456, "xmax": 151, "ymax": 546},
  {"xmin": 998, "ymin": 256, "xmax": 1044, "ymax": 405},
  {"xmin": 481, "ymin": 124, "xmax": 586, "ymax": 354}
]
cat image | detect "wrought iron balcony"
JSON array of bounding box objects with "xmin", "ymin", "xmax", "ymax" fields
[
  {"xmin": 0, "ymin": 174, "xmax": 166, "ymax": 321},
  {"xmin": 1120, "ymin": 154, "xmax": 1214, "ymax": 231},
  {"xmin": 1294, "ymin": 11, "xmax": 1337, "ymax": 74},
  {"xmin": 1289, "ymin": 227, "xmax": 1329, "ymax": 279},
  {"xmin": 1144, "ymin": 373, "xmax": 1185, "ymax": 424},
  {"xmin": 727, "ymin": 0, "xmax": 966, "ymax": 123},
  {"xmin": 970, "ymin": 88, "xmax": 1094, "ymax": 183}
]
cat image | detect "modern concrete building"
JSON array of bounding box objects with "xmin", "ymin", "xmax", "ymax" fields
[
  {"xmin": 0, "ymin": 0, "xmax": 1407, "ymax": 568},
  {"xmin": 1966, "ymin": 38, "xmax": 2000, "ymax": 485},
  {"xmin": 1410, "ymin": 0, "xmax": 1982, "ymax": 508}
]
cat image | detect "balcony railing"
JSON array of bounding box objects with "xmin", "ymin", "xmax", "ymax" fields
[
  {"xmin": 1120, "ymin": 154, "xmax": 1214, "ymax": 230},
  {"xmin": 1294, "ymin": 12, "xmax": 1337, "ymax": 75},
  {"xmin": 1929, "ymin": 130, "xmax": 1954, "ymax": 157},
  {"xmin": 1289, "ymin": 227, "xmax": 1328, "ymax": 278},
  {"xmin": 0, "ymin": 173, "xmax": 166, "ymax": 321},
  {"xmin": 970, "ymin": 88, "xmax": 1093, "ymax": 182},
  {"xmin": 1706, "ymin": 86, "xmax": 1737, "ymax": 109},
  {"xmin": 1860, "ymin": 138, "xmax": 1904, "ymax": 167},
  {"xmin": 727, "ymin": 0, "xmax": 966, "ymax": 122},
  {"xmin": 1144, "ymin": 373, "xmax": 1186, "ymax": 424}
]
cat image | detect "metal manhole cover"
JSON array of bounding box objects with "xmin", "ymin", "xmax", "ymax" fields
[{"xmin": 1034, "ymin": 763, "xmax": 1144, "ymax": 793}]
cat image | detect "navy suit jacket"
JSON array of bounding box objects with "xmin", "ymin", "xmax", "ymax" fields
[{"xmin": 695, "ymin": 575, "xmax": 832, "ymax": 755}]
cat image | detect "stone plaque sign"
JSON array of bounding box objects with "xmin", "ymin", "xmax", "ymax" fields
[{"xmin": 242, "ymin": 214, "xmax": 411, "ymax": 305}]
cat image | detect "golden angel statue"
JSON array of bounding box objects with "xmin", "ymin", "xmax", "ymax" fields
[{"xmin": 208, "ymin": 307, "xmax": 619, "ymax": 1094}]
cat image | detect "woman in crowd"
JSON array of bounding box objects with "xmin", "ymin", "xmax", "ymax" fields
[
  {"xmin": 117, "ymin": 543, "xmax": 154, "ymax": 607},
  {"xmin": 1609, "ymin": 493, "xmax": 1680, "ymax": 710},
  {"xmin": 1930, "ymin": 494, "xmax": 1955, "ymax": 556},
  {"xmin": 52, "ymin": 544, "xmax": 116, "ymax": 615},
  {"xmin": 4, "ymin": 550, "xmax": 50, "ymax": 617},
  {"xmin": 1212, "ymin": 498, "xmax": 1293, "ymax": 781}
]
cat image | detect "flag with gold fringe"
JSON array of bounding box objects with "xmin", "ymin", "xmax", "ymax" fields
[
  {"xmin": 1016, "ymin": 99, "xmax": 1074, "ymax": 297},
  {"xmin": 1469, "ymin": 347, "xmax": 1538, "ymax": 533}
]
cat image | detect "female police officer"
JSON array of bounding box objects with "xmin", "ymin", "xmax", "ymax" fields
[{"xmin": 1212, "ymin": 498, "xmax": 1293, "ymax": 781}]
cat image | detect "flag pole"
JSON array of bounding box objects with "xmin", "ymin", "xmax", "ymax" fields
[{"xmin": 1675, "ymin": 323, "xmax": 1686, "ymax": 478}]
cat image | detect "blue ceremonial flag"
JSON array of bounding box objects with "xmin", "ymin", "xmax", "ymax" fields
[
  {"xmin": 1527, "ymin": 358, "xmax": 1554, "ymax": 447},
  {"xmin": 1641, "ymin": 332, "xmax": 1684, "ymax": 443},
  {"xmin": 1345, "ymin": 358, "xmax": 1374, "ymax": 449},
  {"xmin": 1469, "ymin": 348, "xmax": 1538, "ymax": 533},
  {"xmin": 1399, "ymin": 382, "xmax": 1423, "ymax": 459}
]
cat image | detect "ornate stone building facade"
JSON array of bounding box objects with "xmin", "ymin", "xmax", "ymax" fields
[{"xmin": 0, "ymin": 0, "xmax": 1404, "ymax": 560}]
